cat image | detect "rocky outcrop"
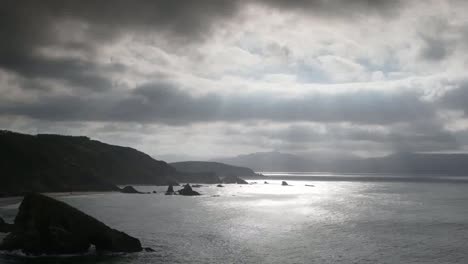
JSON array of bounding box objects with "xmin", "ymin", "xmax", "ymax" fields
[
  {"xmin": 0, "ymin": 193, "xmax": 142, "ymax": 255},
  {"xmin": 0, "ymin": 217, "xmax": 14, "ymax": 233},
  {"xmin": 282, "ymin": 181, "xmax": 289, "ymax": 186},
  {"xmin": 165, "ymin": 184, "xmax": 176, "ymax": 195},
  {"xmin": 222, "ymin": 175, "xmax": 248, "ymax": 184},
  {"xmin": 177, "ymin": 184, "xmax": 200, "ymax": 196},
  {"xmin": 121, "ymin": 186, "xmax": 145, "ymax": 194}
]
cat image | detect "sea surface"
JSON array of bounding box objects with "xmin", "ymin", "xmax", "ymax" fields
[{"xmin": 2, "ymin": 173, "xmax": 468, "ymax": 263}]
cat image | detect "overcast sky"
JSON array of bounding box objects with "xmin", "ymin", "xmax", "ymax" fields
[{"xmin": 2, "ymin": 0, "xmax": 468, "ymax": 161}]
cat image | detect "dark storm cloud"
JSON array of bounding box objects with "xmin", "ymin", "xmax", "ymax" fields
[
  {"xmin": 417, "ymin": 18, "xmax": 457, "ymax": 62},
  {"xmin": 0, "ymin": 81, "xmax": 436, "ymax": 125},
  {"xmin": 0, "ymin": 52, "xmax": 123, "ymax": 91},
  {"xmin": 0, "ymin": 0, "xmax": 424, "ymax": 128},
  {"xmin": 259, "ymin": 124, "xmax": 460, "ymax": 152},
  {"xmin": 420, "ymin": 36, "xmax": 454, "ymax": 61},
  {"xmin": 0, "ymin": 0, "xmax": 242, "ymax": 44},
  {"xmin": 1, "ymin": 0, "xmax": 402, "ymax": 47},
  {"xmin": 0, "ymin": 0, "xmax": 243, "ymax": 60},
  {"xmin": 259, "ymin": 0, "xmax": 402, "ymax": 17},
  {"xmin": 0, "ymin": 0, "xmax": 244, "ymax": 89},
  {"xmin": 0, "ymin": 0, "xmax": 405, "ymax": 57},
  {"xmin": 440, "ymin": 83, "xmax": 468, "ymax": 114},
  {"xmin": 0, "ymin": 0, "xmax": 406, "ymax": 91}
]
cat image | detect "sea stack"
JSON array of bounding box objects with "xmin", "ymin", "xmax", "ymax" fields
[
  {"xmin": 0, "ymin": 193, "xmax": 142, "ymax": 255},
  {"xmin": 165, "ymin": 184, "xmax": 176, "ymax": 195},
  {"xmin": 177, "ymin": 184, "xmax": 200, "ymax": 196}
]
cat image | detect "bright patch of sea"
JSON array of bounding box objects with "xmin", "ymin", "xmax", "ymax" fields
[{"xmin": 1, "ymin": 173, "xmax": 468, "ymax": 263}]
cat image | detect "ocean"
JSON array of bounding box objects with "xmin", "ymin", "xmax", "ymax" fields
[{"xmin": 1, "ymin": 173, "xmax": 468, "ymax": 263}]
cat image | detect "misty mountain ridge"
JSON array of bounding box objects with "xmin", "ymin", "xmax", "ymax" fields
[
  {"xmin": 170, "ymin": 161, "xmax": 260, "ymax": 178},
  {"xmin": 214, "ymin": 151, "xmax": 468, "ymax": 175}
]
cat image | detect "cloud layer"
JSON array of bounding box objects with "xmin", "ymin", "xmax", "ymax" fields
[{"xmin": 2, "ymin": 1, "xmax": 468, "ymax": 160}]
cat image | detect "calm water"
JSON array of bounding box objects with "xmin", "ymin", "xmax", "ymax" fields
[{"xmin": 2, "ymin": 175, "xmax": 468, "ymax": 263}]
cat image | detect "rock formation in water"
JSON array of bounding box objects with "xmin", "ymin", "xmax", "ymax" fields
[
  {"xmin": 222, "ymin": 175, "xmax": 248, "ymax": 184},
  {"xmin": 282, "ymin": 181, "xmax": 289, "ymax": 186},
  {"xmin": 0, "ymin": 193, "xmax": 143, "ymax": 255},
  {"xmin": 165, "ymin": 184, "xmax": 176, "ymax": 195},
  {"xmin": 177, "ymin": 184, "xmax": 200, "ymax": 196},
  {"xmin": 216, "ymin": 184, "xmax": 224, "ymax": 187},
  {"xmin": 264, "ymin": 181, "xmax": 269, "ymax": 184},
  {"xmin": 120, "ymin": 186, "xmax": 145, "ymax": 194}
]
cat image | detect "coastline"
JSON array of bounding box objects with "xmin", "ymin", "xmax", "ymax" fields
[{"xmin": 0, "ymin": 191, "xmax": 114, "ymax": 208}]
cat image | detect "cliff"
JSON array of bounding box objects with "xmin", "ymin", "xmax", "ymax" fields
[{"xmin": 0, "ymin": 130, "xmax": 177, "ymax": 194}]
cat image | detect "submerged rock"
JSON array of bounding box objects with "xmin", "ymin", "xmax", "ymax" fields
[
  {"xmin": 281, "ymin": 181, "xmax": 289, "ymax": 186},
  {"xmin": 222, "ymin": 175, "xmax": 248, "ymax": 184},
  {"xmin": 0, "ymin": 193, "xmax": 142, "ymax": 255},
  {"xmin": 165, "ymin": 184, "xmax": 176, "ymax": 195},
  {"xmin": 177, "ymin": 184, "xmax": 200, "ymax": 196},
  {"xmin": 152, "ymin": 190, "xmax": 157, "ymax": 193},
  {"xmin": 121, "ymin": 186, "xmax": 144, "ymax": 194},
  {"xmin": 191, "ymin": 184, "xmax": 203, "ymax": 188},
  {"xmin": 264, "ymin": 181, "xmax": 269, "ymax": 184},
  {"xmin": 305, "ymin": 184, "xmax": 315, "ymax": 187},
  {"xmin": 216, "ymin": 184, "xmax": 224, "ymax": 187},
  {"xmin": 144, "ymin": 247, "xmax": 156, "ymax": 252},
  {"xmin": 0, "ymin": 217, "xmax": 14, "ymax": 233}
]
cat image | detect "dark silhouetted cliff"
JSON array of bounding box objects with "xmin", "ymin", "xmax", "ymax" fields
[{"xmin": 0, "ymin": 130, "xmax": 178, "ymax": 194}]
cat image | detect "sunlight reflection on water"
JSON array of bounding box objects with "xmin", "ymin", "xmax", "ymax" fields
[{"xmin": 1, "ymin": 179, "xmax": 468, "ymax": 263}]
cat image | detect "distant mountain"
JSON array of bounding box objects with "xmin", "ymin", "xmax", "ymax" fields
[
  {"xmin": 170, "ymin": 161, "xmax": 260, "ymax": 178},
  {"xmin": 214, "ymin": 151, "xmax": 320, "ymax": 172},
  {"xmin": 0, "ymin": 130, "xmax": 217, "ymax": 194},
  {"xmin": 214, "ymin": 151, "xmax": 468, "ymax": 175},
  {"xmin": 346, "ymin": 152, "xmax": 468, "ymax": 175}
]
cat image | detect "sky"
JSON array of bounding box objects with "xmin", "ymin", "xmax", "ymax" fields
[{"xmin": 2, "ymin": 0, "xmax": 468, "ymax": 161}]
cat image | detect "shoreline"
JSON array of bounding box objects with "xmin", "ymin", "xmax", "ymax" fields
[{"xmin": 0, "ymin": 191, "xmax": 114, "ymax": 208}]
